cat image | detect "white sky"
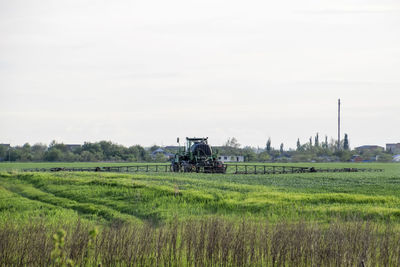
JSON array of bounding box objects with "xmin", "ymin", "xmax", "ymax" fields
[{"xmin": 0, "ymin": 0, "xmax": 399, "ymax": 149}]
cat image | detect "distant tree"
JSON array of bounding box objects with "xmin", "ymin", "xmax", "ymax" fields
[
  {"xmin": 20, "ymin": 143, "xmax": 33, "ymax": 161},
  {"xmin": 225, "ymin": 137, "xmax": 240, "ymax": 148},
  {"xmin": 257, "ymin": 151, "xmax": 271, "ymax": 162},
  {"xmin": 280, "ymin": 143, "xmax": 284, "ymax": 154},
  {"xmin": 49, "ymin": 140, "xmax": 68, "ymax": 153},
  {"xmin": 323, "ymin": 135, "xmax": 328, "ymax": 149},
  {"xmin": 338, "ymin": 150, "xmax": 352, "ymax": 162},
  {"xmin": 44, "ymin": 148, "xmax": 63, "ymax": 162},
  {"xmin": 128, "ymin": 145, "xmax": 148, "ymax": 161},
  {"xmin": 99, "ymin": 141, "xmax": 115, "ymax": 159},
  {"xmin": 309, "ymin": 137, "xmax": 312, "ymax": 149},
  {"xmin": 314, "ymin": 133, "xmax": 319, "ymax": 147},
  {"xmin": 296, "ymin": 138, "xmax": 301, "ymax": 151},
  {"xmin": 80, "ymin": 151, "xmax": 96, "ymax": 161},
  {"xmin": 82, "ymin": 142, "xmax": 102, "ymax": 154},
  {"xmin": 343, "ymin": 134, "xmax": 349, "ymax": 150},
  {"xmin": 377, "ymin": 153, "xmax": 393, "ymax": 162},
  {"xmin": 266, "ymin": 138, "xmax": 272, "ymax": 153},
  {"xmin": 242, "ymin": 146, "xmax": 256, "ymax": 162},
  {"xmin": 5, "ymin": 147, "xmax": 20, "ymax": 161},
  {"xmin": 48, "ymin": 140, "xmax": 56, "ymax": 148},
  {"xmin": 154, "ymin": 153, "xmax": 168, "ymax": 162},
  {"xmin": 268, "ymin": 149, "xmax": 281, "ymax": 161},
  {"xmin": 31, "ymin": 143, "xmax": 47, "ymax": 161},
  {"xmin": 64, "ymin": 152, "xmax": 79, "ymax": 162}
]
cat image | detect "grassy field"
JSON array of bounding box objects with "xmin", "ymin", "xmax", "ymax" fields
[
  {"xmin": 1, "ymin": 162, "xmax": 399, "ymax": 224},
  {"xmin": 1, "ymin": 162, "xmax": 399, "ymax": 266}
]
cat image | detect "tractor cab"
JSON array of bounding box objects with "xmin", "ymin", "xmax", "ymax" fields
[{"xmin": 187, "ymin": 137, "xmax": 212, "ymax": 158}]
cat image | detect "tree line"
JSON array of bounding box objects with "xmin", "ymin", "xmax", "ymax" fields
[
  {"xmin": 0, "ymin": 141, "xmax": 151, "ymax": 162},
  {"xmin": 218, "ymin": 134, "xmax": 393, "ymax": 162},
  {"xmin": 0, "ymin": 134, "xmax": 394, "ymax": 162}
]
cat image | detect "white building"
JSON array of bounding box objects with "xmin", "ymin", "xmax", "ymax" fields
[{"xmin": 218, "ymin": 155, "xmax": 244, "ymax": 162}]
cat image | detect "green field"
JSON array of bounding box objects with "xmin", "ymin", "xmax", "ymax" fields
[
  {"xmin": 1, "ymin": 162, "xmax": 399, "ymax": 224},
  {"xmin": 1, "ymin": 162, "xmax": 400, "ymax": 266}
]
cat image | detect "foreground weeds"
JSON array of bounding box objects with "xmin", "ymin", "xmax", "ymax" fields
[{"xmin": 1, "ymin": 217, "xmax": 400, "ymax": 266}]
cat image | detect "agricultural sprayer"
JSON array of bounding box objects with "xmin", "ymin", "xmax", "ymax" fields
[{"xmin": 171, "ymin": 137, "xmax": 226, "ymax": 173}]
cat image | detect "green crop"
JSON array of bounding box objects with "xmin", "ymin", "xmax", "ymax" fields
[{"xmin": 1, "ymin": 163, "xmax": 399, "ymax": 224}]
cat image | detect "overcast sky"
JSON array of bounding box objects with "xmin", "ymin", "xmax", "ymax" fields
[{"xmin": 0, "ymin": 0, "xmax": 399, "ymax": 149}]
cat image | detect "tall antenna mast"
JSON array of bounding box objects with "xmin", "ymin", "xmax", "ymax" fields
[{"xmin": 338, "ymin": 99, "xmax": 341, "ymax": 150}]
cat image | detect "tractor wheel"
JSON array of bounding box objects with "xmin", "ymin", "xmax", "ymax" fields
[
  {"xmin": 183, "ymin": 163, "xmax": 193, "ymax": 172},
  {"xmin": 171, "ymin": 163, "xmax": 180, "ymax": 172}
]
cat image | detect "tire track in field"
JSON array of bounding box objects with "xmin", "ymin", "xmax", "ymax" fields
[
  {"xmin": 0, "ymin": 182, "xmax": 66, "ymax": 215},
  {"xmin": 20, "ymin": 173, "xmax": 226, "ymax": 221},
  {"xmin": 13, "ymin": 172, "xmax": 200, "ymax": 223},
  {"xmin": 1, "ymin": 180, "xmax": 140, "ymax": 223},
  {"xmin": 11, "ymin": 176, "xmax": 165, "ymax": 224}
]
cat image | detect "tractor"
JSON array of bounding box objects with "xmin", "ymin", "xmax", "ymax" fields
[{"xmin": 171, "ymin": 137, "xmax": 226, "ymax": 173}]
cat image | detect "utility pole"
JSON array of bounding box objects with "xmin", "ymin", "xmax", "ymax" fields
[{"xmin": 338, "ymin": 99, "xmax": 341, "ymax": 150}]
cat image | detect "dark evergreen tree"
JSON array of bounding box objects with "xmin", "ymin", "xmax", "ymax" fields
[
  {"xmin": 314, "ymin": 133, "xmax": 319, "ymax": 147},
  {"xmin": 266, "ymin": 138, "xmax": 271, "ymax": 153},
  {"xmin": 296, "ymin": 138, "xmax": 301, "ymax": 151},
  {"xmin": 343, "ymin": 133, "xmax": 349, "ymax": 150}
]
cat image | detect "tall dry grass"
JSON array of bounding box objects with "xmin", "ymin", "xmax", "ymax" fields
[{"xmin": 1, "ymin": 217, "xmax": 399, "ymax": 266}]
